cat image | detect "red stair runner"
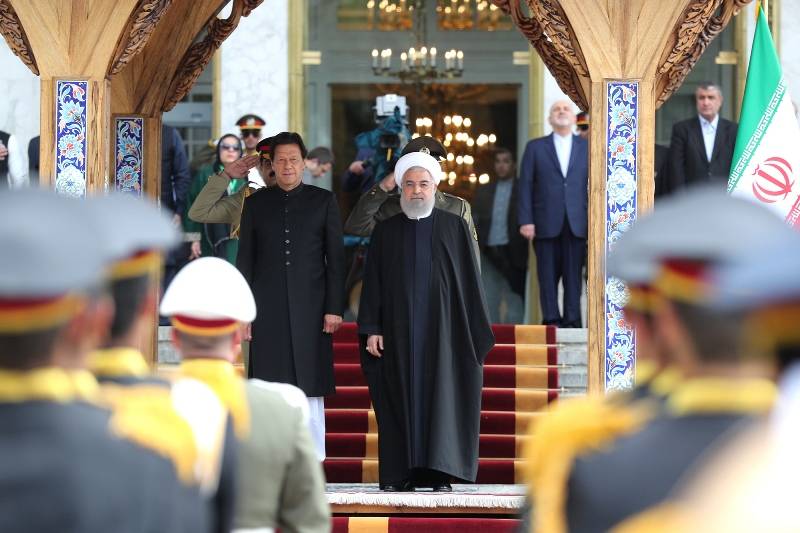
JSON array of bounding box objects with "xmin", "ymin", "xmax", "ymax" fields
[
  {"xmin": 325, "ymin": 323, "xmax": 561, "ymax": 485},
  {"xmin": 332, "ymin": 517, "xmax": 520, "ymax": 532}
]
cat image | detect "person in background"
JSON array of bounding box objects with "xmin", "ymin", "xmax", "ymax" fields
[
  {"xmin": 576, "ymin": 111, "xmax": 589, "ymax": 139},
  {"xmin": 472, "ymin": 147, "xmax": 527, "ymax": 323},
  {"xmin": 668, "ymin": 82, "xmax": 737, "ymax": 190},
  {"xmin": 237, "ymin": 114, "xmax": 267, "ymax": 188},
  {"xmin": 518, "ymin": 100, "xmax": 589, "ymax": 328},
  {"xmin": 184, "ymin": 134, "xmax": 245, "ymax": 264},
  {"xmin": 161, "ymin": 124, "xmax": 192, "ymax": 323},
  {"xmin": 0, "ymin": 128, "xmax": 28, "ymax": 188},
  {"xmin": 302, "ymin": 146, "xmax": 334, "ymax": 185},
  {"xmin": 27, "ymin": 135, "xmax": 39, "ymax": 186}
]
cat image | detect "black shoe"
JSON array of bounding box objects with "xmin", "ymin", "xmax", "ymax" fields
[
  {"xmin": 432, "ymin": 482, "xmax": 452, "ymax": 492},
  {"xmin": 381, "ymin": 480, "xmax": 414, "ymax": 492}
]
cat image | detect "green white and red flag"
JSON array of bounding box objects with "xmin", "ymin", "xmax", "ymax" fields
[{"xmin": 728, "ymin": 4, "xmax": 800, "ymax": 227}]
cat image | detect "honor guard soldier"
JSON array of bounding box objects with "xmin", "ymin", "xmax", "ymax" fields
[
  {"xmin": 527, "ymin": 187, "xmax": 790, "ymax": 533},
  {"xmin": 85, "ymin": 194, "xmax": 234, "ymax": 533},
  {"xmin": 0, "ymin": 189, "xmax": 196, "ymax": 533},
  {"xmin": 161, "ymin": 257, "xmax": 331, "ymax": 532},
  {"xmin": 613, "ymin": 214, "xmax": 800, "ymax": 532},
  {"xmin": 344, "ymin": 136, "xmax": 479, "ymax": 261}
]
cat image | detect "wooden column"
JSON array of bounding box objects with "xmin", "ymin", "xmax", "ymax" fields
[
  {"xmin": 7, "ymin": 0, "xmax": 141, "ymax": 195},
  {"xmin": 499, "ymin": 0, "xmax": 750, "ymax": 393}
]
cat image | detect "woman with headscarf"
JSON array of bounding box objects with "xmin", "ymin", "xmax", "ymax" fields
[{"xmin": 184, "ymin": 134, "xmax": 246, "ymax": 264}]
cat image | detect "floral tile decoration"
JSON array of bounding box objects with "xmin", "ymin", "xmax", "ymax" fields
[
  {"xmin": 55, "ymin": 80, "xmax": 88, "ymax": 198},
  {"xmin": 605, "ymin": 81, "xmax": 638, "ymax": 391},
  {"xmin": 115, "ymin": 117, "xmax": 144, "ymax": 195}
]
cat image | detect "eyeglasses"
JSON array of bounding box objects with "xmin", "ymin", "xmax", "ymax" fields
[
  {"xmin": 241, "ymin": 130, "xmax": 261, "ymax": 138},
  {"xmin": 220, "ymin": 143, "xmax": 241, "ymax": 151},
  {"xmin": 577, "ymin": 124, "xmax": 589, "ymax": 131}
]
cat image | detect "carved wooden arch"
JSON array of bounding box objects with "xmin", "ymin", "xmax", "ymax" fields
[
  {"xmin": 0, "ymin": 0, "xmax": 38, "ymax": 75},
  {"xmin": 492, "ymin": 0, "xmax": 589, "ymax": 111},
  {"xmin": 108, "ymin": 0, "xmax": 175, "ymax": 77},
  {"xmin": 163, "ymin": 0, "xmax": 263, "ymax": 111},
  {"xmin": 496, "ymin": 0, "xmax": 750, "ymax": 110},
  {"xmin": 656, "ymin": 0, "xmax": 750, "ymax": 107}
]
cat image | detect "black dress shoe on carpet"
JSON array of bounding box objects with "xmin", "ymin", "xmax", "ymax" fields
[
  {"xmin": 432, "ymin": 482, "xmax": 452, "ymax": 492},
  {"xmin": 381, "ymin": 481, "xmax": 414, "ymax": 492}
]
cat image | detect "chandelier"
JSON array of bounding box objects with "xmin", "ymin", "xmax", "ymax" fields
[
  {"xmin": 369, "ymin": 0, "xmax": 464, "ymax": 83},
  {"xmin": 413, "ymin": 113, "xmax": 496, "ymax": 187}
]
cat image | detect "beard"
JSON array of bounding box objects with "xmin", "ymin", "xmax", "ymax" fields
[{"xmin": 400, "ymin": 194, "xmax": 435, "ymax": 219}]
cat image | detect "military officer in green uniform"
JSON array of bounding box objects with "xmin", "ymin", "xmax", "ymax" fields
[
  {"xmin": 161, "ymin": 256, "xmax": 331, "ymax": 533},
  {"xmin": 344, "ymin": 136, "xmax": 480, "ymax": 262},
  {"xmin": 0, "ymin": 189, "xmax": 199, "ymax": 533}
]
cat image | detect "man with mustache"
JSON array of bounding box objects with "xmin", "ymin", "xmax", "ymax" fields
[{"xmin": 357, "ymin": 151, "xmax": 494, "ymax": 492}]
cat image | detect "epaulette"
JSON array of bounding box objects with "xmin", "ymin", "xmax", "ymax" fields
[
  {"xmin": 525, "ymin": 395, "xmax": 655, "ymax": 533},
  {"xmin": 180, "ymin": 359, "xmax": 251, "ymax": 439},
  {"xmin": 102, "ymin": 384, "xmax": 198, "ymax": 485},
  {"xmin": 666, "ymin": 377, "xmax": 776, "ymax": 416}
]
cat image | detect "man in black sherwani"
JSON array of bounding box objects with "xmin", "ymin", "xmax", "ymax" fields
[
  {"xmin": 358, "ymin": 151, "xmax": 494, "ymax": 492},
  {"xmin": 237, "ymin": 131, "xmax": 345, "ymax": 460}
]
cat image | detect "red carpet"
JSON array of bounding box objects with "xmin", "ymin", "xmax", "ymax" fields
[{"xmin": 324, "ymin": 323, "xmax": 561, "ymax": 485}]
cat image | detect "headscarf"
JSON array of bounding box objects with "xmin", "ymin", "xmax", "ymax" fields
[{"xmin": 394, "ymin": 151, "xmax": 443, "ymax": 188}]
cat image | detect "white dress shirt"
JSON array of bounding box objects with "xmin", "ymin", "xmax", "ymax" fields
[
  {"xmin": 699, "ymin": 114, "xmax": 719, "ymax": 163},
  {"xmin": 553, "ymin": 132, "xmax": 573, "ymax": 178},
  {"xmin": 4, "ymin": 135, "xmax": 29, "ymax": 188}
]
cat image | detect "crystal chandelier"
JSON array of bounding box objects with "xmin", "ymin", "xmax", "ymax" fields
[
  {"xmin": 369, "ymin": 0, "xmax": 464, "ymax": 82},
  {"xmin": 413, "ymin": 113, "xmax": 495, "ymax": 186}
]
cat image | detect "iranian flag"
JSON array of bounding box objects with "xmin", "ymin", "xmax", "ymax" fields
[{"xmin": 728, "ymin": 4, "xmax": 800, "ymax": 227}]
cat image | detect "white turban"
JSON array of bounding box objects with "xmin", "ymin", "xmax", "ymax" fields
[{"xmin": 394, "ymin": 151, "xmax": 443, "ymax": 188}]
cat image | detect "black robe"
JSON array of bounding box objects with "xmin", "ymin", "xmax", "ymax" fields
[
  {"xmin": 237, "ymin": 183, "xmax": 345, "ymax": 397},
  {"xmin": 358, "ymin": 208, "xmax": 494, "ymax": 484}
]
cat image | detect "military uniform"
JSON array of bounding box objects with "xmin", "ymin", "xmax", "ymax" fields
[
  {"xmin": 0, "ymin": 190, "xmax": 197, "ymax": 533},
  {"xmin": 526, "ymin": 188, "xmax": 789, "ymax": 533},
  {"xmin": 344, "ymin": 136, "xmax": 480, "ymax": 261},
  {"xmin": 85, "ymin": 194, "xmax": 235, "ymax": 533},
  {"xmin": 237, "ymin": 114, "xmax": 267, "ymax": 188},
  {"xmin": 161, "ymin": 257, "xmax": 331, "ymax": 533}
]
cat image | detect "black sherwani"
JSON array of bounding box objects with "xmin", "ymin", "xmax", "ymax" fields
[
  {"xmin": 357, "ymin": 208, "xmax": 494, "ymax": 484},
  {"xmin": 237, "ymin": 183, "xmax": 345, "ymax": 397}
]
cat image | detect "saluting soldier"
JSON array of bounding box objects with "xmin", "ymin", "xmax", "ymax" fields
[
  {"xmin": 161, "ymin": 257, "xmax": 331, "ymax": 532},
  {"xmin": 344, "ymin": 136, "xmax": 480, "ymax": 262},
  {"xmin": 189, "ymin": 137, "xmax": 274, "ymax": 229},
  {"xmin": 0, "ymin": 189, "xmax": 196, "ymax": 533},
  {"xmin": 527, "ymin": 187, "xmax": 792, "ymax": 533},
  {"xmin": 85, "ymin": 194, "xmax": 235, "ymax": 533}
]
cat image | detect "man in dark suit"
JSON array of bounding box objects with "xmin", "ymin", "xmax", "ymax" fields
[
  {"xmin": 518, "ymin": 100, "xmax": 588, "ymax": 328},
  {"xmin": 473, "ymin": 147, "xmax": 528, "ymax": 323},
  {"xmin": 669, "ymin": 82, "xmax": 738, "ymax": 189}
]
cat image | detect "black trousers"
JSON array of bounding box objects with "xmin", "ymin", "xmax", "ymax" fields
[{"xmin": 533, "ymin": 221, "xmax": 586, "ymax": 328}]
